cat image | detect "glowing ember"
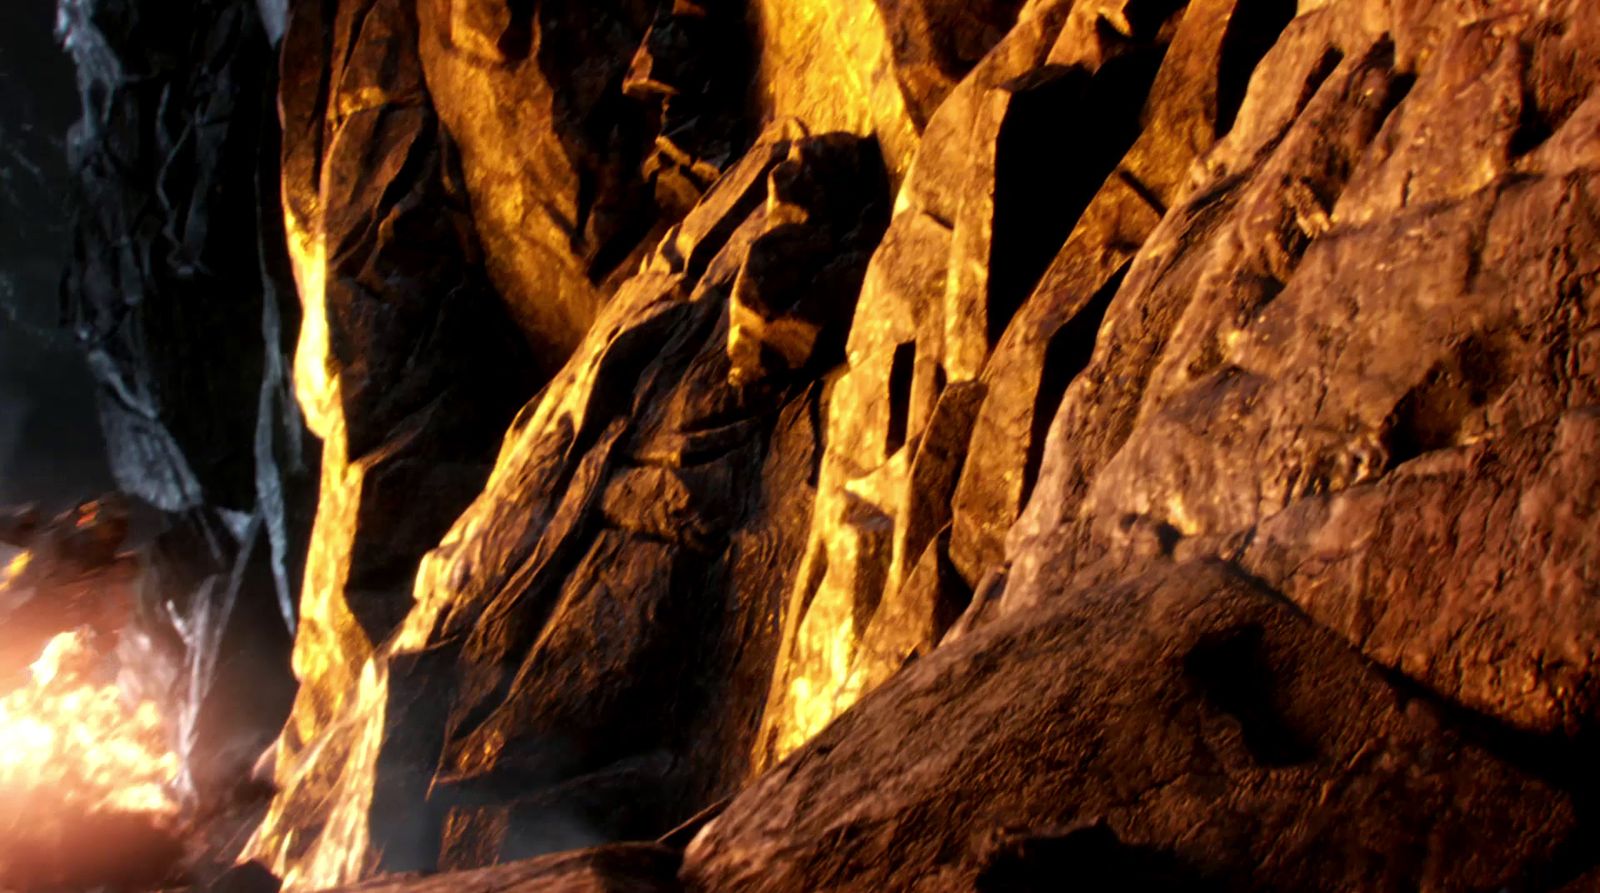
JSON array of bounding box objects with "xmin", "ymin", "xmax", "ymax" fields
[{"xmin": 0, "ymin": 630, "xmax": 180, "ymax": 823}]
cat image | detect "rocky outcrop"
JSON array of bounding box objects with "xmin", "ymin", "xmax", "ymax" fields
[
  {"xmin": 50, "ymin": 0, "xmax": 1600, "ymax": 887},
  {"xmin": 249, "ymin": 118, "xmax": 890, "ymax": 888},
  {"xmin": 1002, "ymin": 0, "xmax": 1600, "ymax": 740},
  {"xmin": 249, "ymin": 0, "xmax": 540, "ymax": 877},
  {"xmin": 686, "ymin": 562, "xmax": 1586, "ymax": 891},
  {"xmin": 753, "ymin": 0, "xmax": 1319, "ymax": 766}
]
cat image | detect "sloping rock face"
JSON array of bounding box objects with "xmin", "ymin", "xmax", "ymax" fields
[
  {"xmin": 249, "ymin": 0, "xmax": 540, "ymax": 878},
  {"xmin": 686, "ymin": 562, "xmax": 1584, "ymax": 891},
  {"xmin": 756, "ymin": 0, "xmax": 1295, "ymax": 761},
  {"xmin": 205, "ymin": 0, "xmax": 1600, "ymax": 888},
  {"xmin": 251, "ymin": 121, "xmax": 890, "ymax": 888}
]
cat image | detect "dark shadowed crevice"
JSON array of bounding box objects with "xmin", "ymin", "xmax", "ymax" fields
[
  {"xmin": 1507, "ymin": 32, "xmax": 1590, "ymax": 159},
  {"xmin": 1375, "ymin": 70, "xmax": 1417, "ymax": 132},
  {"xmin": 1214, "ymin": 0, "xmax": 1298, "ymax": 138},
  {"xmin": 1183, "ymin": 623, "xmax": 1317, "ymax": 767},
  {"xmin": 1294, "ymin": 47, "xmax": 1346, "ymax": 118},
  {"xmin": 1119, "ymin": 0, "xmax": 1191, "ymax": 39},
  {"xmin": 499, "ymin": 0, "xmax": 536, "ymax": 60},
  {"xmin": 928, "ymin": 534, "xmax": 976, "ymax": 643},
  {"xmin": 1508, "ymin": 85, "xmax": 1580, "ymax": 158},
  {"xmin": 975, "ymin": 821, "xmax": 1217, "ymax": 893},
  {"xmin": 988, "ymin": 48, "xmax": 1168, "ymax": 346},
  {"xmin": 1019, "ymin": 261, "xmax": 1129, "ymax": 509},
  {"xmin": 886, "ymin": 341, "xmax": 916, "ymax": 456},
  {"xmin": 529, "ymin": 1, "xmax": 663, "ymax": 285},
  {"xmin": 1378, "ymin": 334, "xmax": 1507, "ymax": 468}
]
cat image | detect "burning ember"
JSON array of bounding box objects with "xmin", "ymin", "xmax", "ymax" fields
[{"xmin": 0, "ymin": 628, "xmax": 184, "ymax": 891}]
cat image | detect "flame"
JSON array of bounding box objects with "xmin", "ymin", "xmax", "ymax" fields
[
  {"xmin": 3, "ymin": 550, "xmax": 30, "ymax": 583},
  {"xmin": 0, "ymin": 630, "xmax": 180, "ymax": 822}
]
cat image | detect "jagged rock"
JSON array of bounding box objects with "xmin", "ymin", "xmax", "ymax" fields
[
  {"xmin": 249, "ymin": 0, "xmax": 539, "ymax": 877},
  {"xmin": 248, "ymin": 124, "xmax": 888, "ymax": 886},
  {"xmin": 55, "ymin": 0, "xmax": 1599, "ymax": 888},
  {"xmin": 871, "ymin": 0, "xmax": 1026, "ymax": 128},
  {"xmin": 745, "ymin": 0, "xmax": 924, "ymax": 180},
  {"xmin": 414, "ymin": 0, "xmax": 708, "ymax": 367},
  {"xmin": 1237, "ymin": 408, "xmax": 1600, "ymax": 735},
  {"xmin": 755, "ymin": 0, "xmax": 1291, "ymax": 766},
  {"xmin": 1003, "ymin": 0, "xmax": 1600, "ymax": 742},
  {"xmin": 683, "ymin": 561, "xmax": 1582, "ymax": 892},
  {"xmin": 55, "ymin": 0, "xmax": 311, "ymax": 809}
]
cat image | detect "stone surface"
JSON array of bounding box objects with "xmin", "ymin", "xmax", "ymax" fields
[
  {"xmin": 248, "ymin": 124, "xmax": 889, "ymax": 888},
  {"xmin": 248, "ymin": 0, "xmax": 541, "ymax": 879},
  {"xmin": 41, "ymin": 0, "xmax": 1600, "ymax": 889},
  {"xmin": 1238, "ymin": 408, "xmax": 1600, "ymax": 735},
  {"xmin": 755, "ymin": 0, "xmax": 1299, "ymax": 765},
  {"xmin": 414, "ymin": 0, "xmax": 701, "ymax": 367},
  {"xmin": 1002, "ymin": 0, "xmax": 1600, "ymax": 745},
  {"xmin": 684, "ymin": 561, "xmax": 1584, "ymax": 892}
]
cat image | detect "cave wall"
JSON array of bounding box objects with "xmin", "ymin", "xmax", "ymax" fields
[
  {"xmin": 67, "ymin": 0, "xmax": 1591, "ymax": 887},
  {"xmin": 56, "ymin": 0, "xmax": 312, "ymax": 803}
]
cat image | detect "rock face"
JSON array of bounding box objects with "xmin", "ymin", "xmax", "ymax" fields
[
  {"xmin": 56, "ymin": 0, "xmax": 311, "ymax": 804},
  {"xmin": 52, "ymin": 0, "xmax": 1600, "ymax": 888},
  {"xmin": 249, "ymin": 120, "xmax": 890, "ymax": 887},
  {"xmin": 686, "ymin": 562, "xmax": 1582, "ymax": 891},
  {"xmin": 248, "ymin": 0, "xmax": 540, "ymax": 878}
]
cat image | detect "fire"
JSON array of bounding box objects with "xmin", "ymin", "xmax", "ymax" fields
[{"xmin": 0, "ymin": 630, "xmax": 181, "ymax": 823}]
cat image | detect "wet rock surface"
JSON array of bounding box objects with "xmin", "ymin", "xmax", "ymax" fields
[{"xmin": 39, "ymin": 0, "xmax": 1600, "ymax": 889}]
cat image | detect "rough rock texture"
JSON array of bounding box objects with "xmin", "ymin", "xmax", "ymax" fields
[
  {"xmin": 55, "ymin": 0, "xmax": 311, "ymax": 803},
  {"xmin": 251, "ymin": 121, "xmax": 890, "ymax": 889},
  {"xmin": 757, "ymin": 0, "xmax": 1300, "ymax": 764},
  {"xmin": 249, "ymin": 0, "xmax": 540, "ymax": 877},
  {"xmin": 412, "ymin": 0, "xmax": 719, "ymax": 366},
  {"xmin": 1002, "ymin": 0, "xmax": 1600, "ymax": 741},
  {"xmin": 59, "ymin": 0, "xmax": 1600, "ymax": 887},
  {"xmin": 685, "ymin": 562, "xmax": 1586, "ymax": 891}
]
